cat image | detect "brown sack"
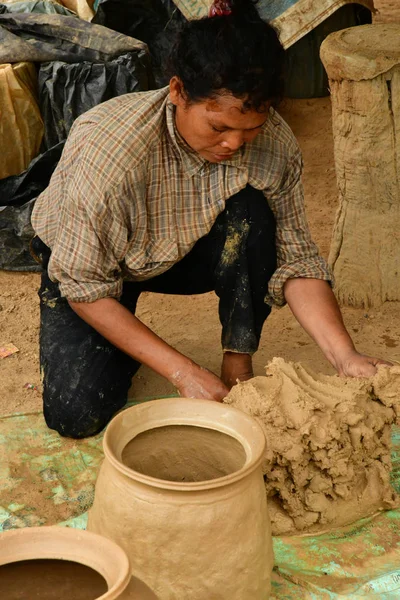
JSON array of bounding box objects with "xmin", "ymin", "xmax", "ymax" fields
[{"xmin": 0, "ymin": 62, "xmax": 43, "ymax": 179}]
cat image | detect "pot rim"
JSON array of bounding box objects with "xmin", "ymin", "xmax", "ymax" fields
[
  {"xmin": 103, "ymin": 398, "xmax": 266, "ymax": 491},
  {"xmin": 0, "ymin": 526, "xmax": 131, "ymax": 600}
]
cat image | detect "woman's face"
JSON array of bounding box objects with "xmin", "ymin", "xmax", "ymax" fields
[{"xmin": 169, "ymin": 77, "xmax": 270, "ymax": 163}]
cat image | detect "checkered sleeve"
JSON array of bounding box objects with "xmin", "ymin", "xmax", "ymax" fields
[
  {"xmin": 48, "ymin": 195, "xmax": 123, "ymax": 303},
  {"xmin": 46, "ymin": 143, "xmax": 137, "ymax": 302},
  {"xmin": 265, "ymin": 148, "xmax": 333, "ymax": 307}
]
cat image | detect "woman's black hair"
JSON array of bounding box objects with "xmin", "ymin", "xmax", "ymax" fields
[{"xmin": 168, "ymin": 0, "xmax": 285, "ymax": 110}]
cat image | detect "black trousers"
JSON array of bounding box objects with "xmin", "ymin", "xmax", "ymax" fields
[{"xmin": 35, "ymin": 185, "xmax": 277, "ymax": 438}]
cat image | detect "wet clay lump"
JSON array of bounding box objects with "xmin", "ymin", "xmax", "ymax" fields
[{"xmin": 225, "ymin": 358, "xmax": 400, "ymax": 535}]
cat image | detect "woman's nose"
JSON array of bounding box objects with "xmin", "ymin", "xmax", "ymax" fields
[{"xmin": 221, "ymin": 131, "xmax": 245, "ymax": 151}]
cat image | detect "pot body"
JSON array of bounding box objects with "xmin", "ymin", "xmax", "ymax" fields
[
  {"xmin": 0, "ymin": 526, "xmax": 151, "ymax": 599},
  {"xmin": 88, "ymin": 398, "xmax": 273, "ymax": 600}
]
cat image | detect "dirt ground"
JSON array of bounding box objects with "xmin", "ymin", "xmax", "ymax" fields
[
  {"xmin": 374, "ymin": 0, "xmax": 400, "ymax": 22},
  {"xmin": 1, "ymin": 0, "xmax": 399, "ymax": 417}
]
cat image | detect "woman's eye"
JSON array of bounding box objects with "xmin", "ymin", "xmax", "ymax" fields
[{"xmin": 211, "ymin": 126, "xmax": 224, "ymax": 132}]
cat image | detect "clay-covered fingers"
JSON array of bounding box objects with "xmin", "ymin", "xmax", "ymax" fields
[
  {"xmin": 339, "ymin": 353, "xmax": 393, "ymax": 378},
  {"xmin": 175, "ymin": 365, "xmax": 229, "ymax": 402}
]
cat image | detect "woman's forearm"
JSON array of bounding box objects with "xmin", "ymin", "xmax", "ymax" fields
[
  {"xmin": 68, "ymin": 297, "xmax": 229, "ymax": 400},
  {"xmin": 283, "ymin": 278, "xmax": 356, "ymax": 371},
  {"xmin": 68, "ymin": 297, "xmax": 193, "ymax": 384}
]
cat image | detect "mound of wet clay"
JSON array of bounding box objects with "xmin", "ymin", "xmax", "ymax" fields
[{"xmin": 224, "ymin": 358, "xmax": 400, "ymax": 535}]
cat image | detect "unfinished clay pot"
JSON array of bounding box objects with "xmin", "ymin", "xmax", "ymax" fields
[
  {"xmin": 320, "ymin": 24, "xmax": 400, "ymax": 307},
  {"xmin": 88, "ymin": 398, "xmax": 273, "ymax": 600},
  {"xmin": 0, "ymin": 526, "xmax": 157, "ymax": 599}
]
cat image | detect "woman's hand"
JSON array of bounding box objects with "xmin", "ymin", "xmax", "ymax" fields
[
  {"xmin": 69, "ymin": 297, "xmax": 229, "ymax": 400},
  {"xmin": 335, "ymin": 350, "xmax": 392, "ymax": 378},
  {"xmin": 284, "ymin": 279, "xmax": 392, "ymax": 379},
  {"xmin": 172, "ymin": 364, "xmax": 229, "ymax": 402}
]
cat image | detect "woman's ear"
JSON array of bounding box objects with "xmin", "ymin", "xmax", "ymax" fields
[{"xmin": 169, "ymin": 76, "xmax": 189, "ymax": 108}]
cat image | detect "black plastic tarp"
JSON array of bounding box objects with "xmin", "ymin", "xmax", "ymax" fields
[
  {"xmin": 39, "ymin": 52, "xmax": 154, "ymax": 148},
  {"xmin": 0, "ymin": 143, "xmax": 64, "ymax": 209},
  {"xmin": 92, "ymin": 0, "xmax": 186, "ymax": 87},
  {"xmin": 0, "ymin": 144, "xmax": 64, "ymax": 271},
  {"xmin": 0, "ymin": 12, "xmax": 148, "ymax": 63}
]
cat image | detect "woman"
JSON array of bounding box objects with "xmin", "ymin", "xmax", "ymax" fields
[{"xmin": 31, "ymin": 0, "xmax": 387, "ymax": 438}]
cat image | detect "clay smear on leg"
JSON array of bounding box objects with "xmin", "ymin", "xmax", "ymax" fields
[
  {"xmin": 225, "ymin": 358, "xmax": 400, "ymax": 535},
  {"xmin": 122, "ymin": 425, "xmax": 246, "ymax": 482}
]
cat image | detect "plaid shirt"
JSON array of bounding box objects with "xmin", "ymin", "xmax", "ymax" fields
[{"xmin": 32, "ymin": 86, "xmax": 332, "ymax": 306}]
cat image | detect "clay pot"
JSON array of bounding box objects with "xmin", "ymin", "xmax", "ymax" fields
[
  {"xmin": 88, "ymin": 398, "xmax": 273, "ymax": 600},
  {"xmin": 0, "ymin": 526, "xmax": 157, "ymax": 599}
]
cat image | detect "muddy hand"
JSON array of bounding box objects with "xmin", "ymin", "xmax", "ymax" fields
[
  {"xmin": 172, "ymin": 364, "xmax": 229, "ymax": 402},
  {"xmin": 337, "ymin": 351, "xmax": 393, "ymax": 378}
]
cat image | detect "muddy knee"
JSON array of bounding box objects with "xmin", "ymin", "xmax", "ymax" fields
[
  {"xmin": 43, "ymin": 399, "xmax": 109, "ymax": 439},
  {"xmin": 42, "ymin": 382, "xmax": 125, "ymax": 439}
]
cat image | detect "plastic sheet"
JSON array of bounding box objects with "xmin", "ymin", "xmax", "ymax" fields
[
  {"xmin": 0, "ymin": 143, "xmax": 64, "ymax": 208},
  {"xmin": 168, "ymin": 0, "xmax": 375, "ymax": 48},
  {"xmin": 0, "ymin": 62, "xmax": 43, "ymax": 180},
  {"xmin": 92, "ymin": 0, "xmax": 185, "ymax": 87},
  {"xmin": 1, "ymin": 401, "xmax": 400, "ymax": 597},
  {"xmin": 1, "ymin": 0, "xmax": 93, "ymax": 19},
  {"xmin": 0, "ymin": 0, "xmax": 76, "ymax": 15},
  {"xmin": 0, "ymin": 143, "xmax": 64, "ymax": 271},
  {"xmin": 38, "ymin": 52, "xmax": 154, "ymax": 148},
  {"xmin": 0, "ymin": 12, "xmax": 147, "ymax": 63},
  {"xmin": 92, "ymin": 0, "xmax": 171, "ymax": 44}
]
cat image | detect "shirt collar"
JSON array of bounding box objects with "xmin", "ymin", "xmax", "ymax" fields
[{"xmin": 165, "ymin": 96, "xmax": 243, "ymax": 177}]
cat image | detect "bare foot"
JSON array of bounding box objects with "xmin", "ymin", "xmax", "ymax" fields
[{"xmin": 221, "ymin": 352, "xmax": 254, "ymax": 388}]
